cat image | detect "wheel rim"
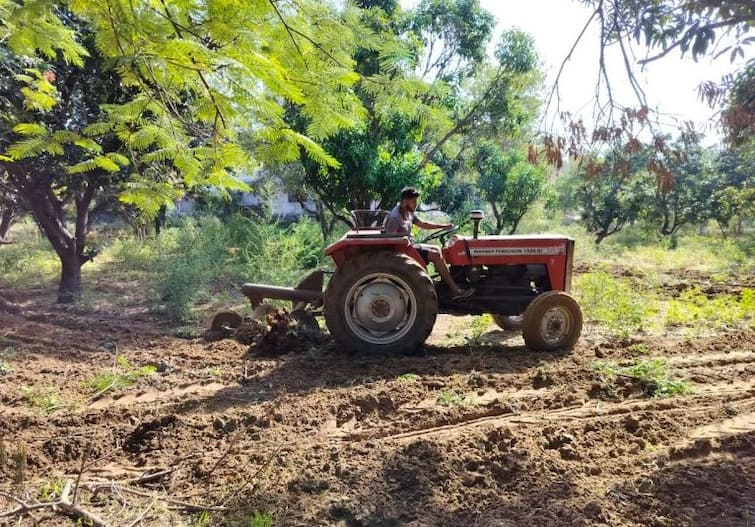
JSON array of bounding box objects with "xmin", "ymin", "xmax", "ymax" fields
[
  {"xmin": 539, "ymin": 305, "xmax": 572, "ymax": 346},
  {"xmin": 344, "ymin": 272, "xmax": 417, "ymax": 345}
]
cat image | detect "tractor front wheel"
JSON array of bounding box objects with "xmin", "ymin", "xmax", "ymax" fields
[
  {"xmin": 522, "ymin": 291, "xmax": 582, "ymax": 351},
  {"xmin": 324, "ymin": 252, "xmax": 437, "ymax": 353}
]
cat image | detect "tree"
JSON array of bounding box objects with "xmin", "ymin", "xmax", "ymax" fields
[
  {"xmin": 576, "ymin": 151, "xmax": 654, "ymax": 244},
  {"xmin": 710, "ymin": 140, "xmax": 755, "ymax": 235},
  {"xmin": 0, "ymin": 188, "xmax": 20, "ymax": 242},
  {"xmin": 288, "ymin": 1, "xmax": 541, "ymax": 236},
  {"xmin": 564, "ymin": 0, "xmax": 754, "ymax": 117},
  {"xmin": 534, "ymin": 1, "xmax": 753, "ymax": 183},
  {"xmin": 0, "ymin": 24, "xmax": 131, "ymax": 302},
  {"xmin": 1, "ymin": 0, "xmax": 366, "ymax": 302},
  {"xmin": 475, "ymin": 142, "xmax": 548, "ymax": 234},
  {"xmin": 649, "ymin": 137, "xmax": 714, "ymax": 236}
]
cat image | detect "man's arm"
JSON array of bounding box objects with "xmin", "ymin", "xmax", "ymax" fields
[{"xmin": 414, "ymin": 216, "xmax": 452, "ymax": 230}]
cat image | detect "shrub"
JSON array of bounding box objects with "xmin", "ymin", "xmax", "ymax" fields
[
  {"xmin": 575, "ymin": 270, "xmax": 656, "ymax": 339},
  {"xmin": 96, "ymin": 214, "xmax": 331, "ymax": 322},
  {"xmin": 665, "ymin": 287, "xmax": 754, "ymax": 329},
  {"xmin": 437, "ymin": 390, "xmax": 464, "ymax": 406},
  {"xmin": 87, "ymin": 355, "xmax": 156, "ymax": 394},
  {"xmin": 593, "ymin": 358, "xmax": 690, "ymax": 397}
]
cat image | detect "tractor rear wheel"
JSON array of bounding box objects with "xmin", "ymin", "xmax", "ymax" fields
[
  {"xmin": 324, "ymin": 252, "xmax": 437, "ymax": 353},
  {"xmin": 522, "ymin": 291, "xmax": 582, "ymax": 351}
]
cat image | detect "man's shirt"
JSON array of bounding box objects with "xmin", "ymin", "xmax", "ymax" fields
[{"xmin": 383, "ymin": 204, "xmax": 419, "ymax": 236}]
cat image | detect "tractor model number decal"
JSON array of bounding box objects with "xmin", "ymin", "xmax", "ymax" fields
[{"xmin": 462, "ymin": 246, "xmax": 566, "ymax": 257}]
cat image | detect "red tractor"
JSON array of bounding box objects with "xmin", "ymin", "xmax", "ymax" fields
[{"xmin": 236, "ymin": 210, "xmax": 582, "ymax": 354}]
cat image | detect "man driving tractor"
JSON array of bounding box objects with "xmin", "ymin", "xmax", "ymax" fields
[{"xmin": 383, "ymin": 186, "xmax": 474, "ymax": 300}]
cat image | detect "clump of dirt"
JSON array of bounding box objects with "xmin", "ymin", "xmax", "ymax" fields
[
  {"xmin": 204, "ymin": 308, "xmax": 327, "ymax": 356},
  {"xmin": 0, "ymin": 293, "xmax": 20, "ymax": 314}
]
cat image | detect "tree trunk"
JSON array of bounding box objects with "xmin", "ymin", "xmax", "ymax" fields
[
  {"xmin": 0, "ymin": 208, "xmax": 14, "ymax": 240},
  {"xmin": 155, "ymin": 205, "xmax": 167, "ymax": 236},
  {"xmin": 316, "ymin": 200, "xmax": 329, "ymax": 242},
  {"xmin": 58, "ymin": 251, "xmax": 82, "ymax": 304},
  {"xmin": 9, "ymin": 164, "xmax": 96, "ymax": 304}
]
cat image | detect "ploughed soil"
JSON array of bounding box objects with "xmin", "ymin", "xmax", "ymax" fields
[{"xmin": 1, "ymin": 268, "xmax": 754, "ymax": 526}]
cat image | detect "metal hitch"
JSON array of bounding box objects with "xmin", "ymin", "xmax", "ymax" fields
[{"xmin": 240, "ymin": 269, "xmax": 325, "ymax": 310}]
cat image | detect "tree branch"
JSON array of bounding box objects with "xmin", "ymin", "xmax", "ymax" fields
[{"xmin": 542, "ymin": 6, "xmax": 600, "ymax": 125}]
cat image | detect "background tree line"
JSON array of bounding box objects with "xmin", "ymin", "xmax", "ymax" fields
[{"xmin": 0, "ymin": 0, "xmax": 752, "ymax": 305}]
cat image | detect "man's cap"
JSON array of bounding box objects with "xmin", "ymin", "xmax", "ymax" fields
[{"xmin": 400, "ymin": 186, "xmax": 420, "ymax": 199}]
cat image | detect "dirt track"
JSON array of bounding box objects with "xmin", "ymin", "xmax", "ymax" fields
[{"xmin": 1, "ymin": 274, "xmax": 754, "ymax": 526}]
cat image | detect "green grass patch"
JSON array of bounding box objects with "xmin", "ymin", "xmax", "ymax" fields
[
  {"xmin": 593, "ymin": 358, "xmax": 691, "ymax": 398},
  {"xmin": 247, "ymin": 511, "xmax": 274, "ymax": 527},
  {"xmin": 574, "ymin": 269, "xmax": 656, "ymax": 339},
  {"xmin": 397, "ymin": 373, "xmax": 420, "ymax": 383},
  {"xmin": 87, "ymin": 355, "xmax": 156, "ymax": 395},
  {"xmin": 437, "ymin": 390, "xmax": 464, "ymax": 406},
  {"xmin": 627, "ymin": 343, "xmax": 649, "ymax": 354},
  {"xmin": 665, "ymin": 287, "xmax": 754, "ymax": 330},
  {"xmin": 21, "ymin": 387, "xmax": 73, "ymax": 413},
  {"xmin": 466, "ymin": 314, "xmax": 493, "ymax": 345},
  {"xmin": 0, "ymin": 221, "xmax": 59, "ymax": 285}
]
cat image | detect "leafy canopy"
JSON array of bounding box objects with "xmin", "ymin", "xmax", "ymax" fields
[{"xmin": 1, "ymin": 0, "xmax": 368, "ymax": 212}]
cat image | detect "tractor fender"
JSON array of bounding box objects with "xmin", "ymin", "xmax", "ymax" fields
[{"xmin": 325, "ymin": 234, "xmax": 426, "ymax": 268}]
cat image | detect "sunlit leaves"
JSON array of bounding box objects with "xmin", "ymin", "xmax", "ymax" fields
[
  {"xmin": 2, "ymin": 0, "xmax": 369, "ymax": 218},
  {"xmin": 1, "ymin": 0, "xmax": 88, "ymax": 66}
]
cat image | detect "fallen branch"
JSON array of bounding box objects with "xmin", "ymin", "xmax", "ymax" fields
[
  {"xmin": 84, "ymin": 481, "xmax": 226, "ymax": 512},
  {"xmin": 59, "ymin": 479, "xmax": 109, "ymax": 527},
  {"xmin": 126, "ymin": 497, "xmax": 157, "ymax": 527},
  {"xmin": 0, "ymin": 480, "xmax": 109, "ymax": 527}
]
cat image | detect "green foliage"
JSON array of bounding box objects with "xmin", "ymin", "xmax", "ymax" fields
[
  {"xmin": 38, "ymin": 478, "xmax": 64, "ymax": 502},
  {"xmin": 466, "ymin": 314, "xmax": 493, "ymax": 345},
  {"xmin": 575, "ymin": 270, "xmax": 656, "ymax": 339},
  {"xmin": 397, "ymin": 373, "xmax": 420, "ymax": 383},
  {"xmin": 0, "ymin": 360, "xmax": 10, "ymax": 375},
  {"xmin": 475, "ymin": 143, "xmax": 549, "ymax": 234},
  {"xmin": 87, "ymin": 355, "xmax": 156, "ymax": 394},
  {"xmin": 437, "ymin": 390, "xmax": 464, "ymax": 406},
  {"xmin": 106, "ymin": 214, "xmax": 329, "ymax": 322},
  {"xmin": 192, "ymin": 511, "xmax": 212, "ymax": 527},
  {"xmin": 589, "ymin": 0, "xmax": 753, "ymax": 63},
  {"xmin": 593, "ymin": 359, "xmax": 691, "ymax": 398},
  {"xmin": 648, "ymin": 137, "xmax": 722, "ymax": 236},
  {"xmin": 576, "ymin": 152, "xmax": 654, "ymax": 245},
  {"xmin": 665, "ymin": 287, "xmax": 754, "ymax": 330},
  {"xmin": 21, "ymin": 386, "xmax": 71, "ymax": 413},
  {"xmin": 4, "ymin": 0, "xmax": 366, "ymax": 189},
  {"xmin": 247, "ymin": 511, "xmax": 274, "ymax": 527},
  {"xmin": 0, "ymin": 1, "xmax": 87, "ymax": 65},
  {"xmin": 0, "ymin": 222, "xmax": 59, "ymax": 284},
  {"xmin": 627, "ymin": 343, "xmax": 649, "ymax": 355}
]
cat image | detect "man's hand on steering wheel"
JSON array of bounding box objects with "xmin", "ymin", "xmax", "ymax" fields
[{"xmin": 418, "ymin": 224, "xmax": 458, "ymax": 244}]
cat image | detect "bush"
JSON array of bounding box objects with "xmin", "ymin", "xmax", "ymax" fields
[
  {"xmin": 0, "ymin": 221, "xmax": 59, "ymax": 285},
  {"xmin": 593, "ymin": 358, "xmax": 690, "ymax": 398},
  {"xmin": 665, "ymin": 287, "xmax": 754, "ymax": 330},
  {"xmin": 575, "ymin": 269, "xmax": 656, "ymax": 339},
  {"xmin": 104, "ymin": 214, "xmax": 330, "ymax": 322}
]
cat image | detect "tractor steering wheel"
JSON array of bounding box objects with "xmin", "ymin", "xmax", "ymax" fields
[{"xmin": 418, "ymin": 224, "xmax": 458, "ymax": 244}]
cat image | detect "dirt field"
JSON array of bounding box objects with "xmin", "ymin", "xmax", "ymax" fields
[{"xmin": 1, "ymin": 269, "xmax": 754, "ymax": 526}]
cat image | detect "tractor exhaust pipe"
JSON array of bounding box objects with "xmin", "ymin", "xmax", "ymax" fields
[
  {"xmin": 241, "ymin": 270, "xmax": 324, "ymax": 308},
  {"xmin": 470, "ymin": 210, "xmax": 484, "ymax": 239}
]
